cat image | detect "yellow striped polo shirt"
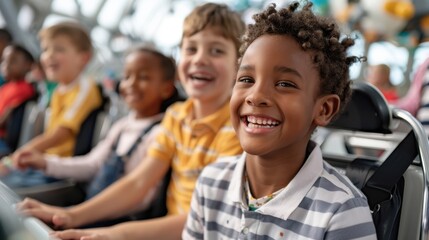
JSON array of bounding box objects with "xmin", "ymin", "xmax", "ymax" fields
[
  {"xmin": 46, "ymin": 78, "xmax": 102, "ymax": 157},
  {"xmin": 147, "ymin": 99, "xmax": 243, "ymax": 215}
]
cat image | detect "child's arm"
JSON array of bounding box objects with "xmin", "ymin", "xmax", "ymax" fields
[
  {"xmin": 16, "ymin": 117, "xmax": 124, "ymax": 180},
  {"xmin": 42, "ymin": 140, "xmax": 113, "ymax": 181},
  {"xmin": 18, "ymin": 155, "xmax": 170, "ymax": 228},
  {"xmin": 19, "ymin": 126, "xmax": 73, "ymax": 152},
  {"xmin": 14, "ymin": 146, "xmax": 106, "ymax": 182},
  {"xmin": 12, "ymin": 149, "xmax": 47, "ymax": 170},
  {"xmin": 23, "ymin": 121, "xmax": 121, "ymax": 181},
  {"xmin": 11, "ymin": 126, "xmax": 73, "ymax": 169},
  {"xmin": 52, "ymin": 214, "xmax": 187, "ymax": 240}
]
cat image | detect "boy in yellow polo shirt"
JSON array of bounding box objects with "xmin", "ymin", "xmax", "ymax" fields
[
  {"xmin": 18, "ymin": 3, "xmax": 244, "ymax": 239},
  {"xmin": 22, "ymin": 22, "xmax": 102, "ymax": 157},
  {"xmin": 1, "ymin": 22, "xmax": 102, "ymax": 187}
]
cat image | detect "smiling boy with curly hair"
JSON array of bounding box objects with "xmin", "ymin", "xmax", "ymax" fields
[{"xmin": 183, "ymin": 2, "xmax": 376, "ymax": 239}]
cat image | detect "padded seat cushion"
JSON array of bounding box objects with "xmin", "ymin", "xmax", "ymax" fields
[{"xmin": 328, "ymin": 82, "xmax": 392, "ymax": 134}]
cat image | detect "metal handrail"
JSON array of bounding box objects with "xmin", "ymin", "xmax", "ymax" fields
[{"xmin": 393, "ymin": 108, "xmax": 429, "ymax": 240}]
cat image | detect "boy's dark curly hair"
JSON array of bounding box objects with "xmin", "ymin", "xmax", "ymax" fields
[
  {"xmin": 8, "ymin": 44, "xmax": 34, "ymax": 63},
  {"xmin": 240, "ymin": 1, "xmax": 363, "ymax": 114}
]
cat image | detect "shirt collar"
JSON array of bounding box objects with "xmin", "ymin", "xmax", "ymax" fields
[
  {"xmin": 178, "ymin": 99, "xmax": 231, "ymax": 133},
  {"xmin": 227, "ymin": 152, "xmax": 247, "ymax": 205},
  {"xmin": 227, "ymin": 141, "xmax": 324, "ymax": 219},
  {"xmin": 128, "ymin": 111, "xmax": 164, "ymax": 122},
  {"xmin": 56, "ymin": 74, "xmax": 83, "ymax": 93},
  {"xmin": 125, "ymin": 112, "xmax": 164, "ymax": 129}
]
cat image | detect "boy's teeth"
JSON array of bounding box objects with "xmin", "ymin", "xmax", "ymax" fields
[
  {"xmin": 193, "ymin": 74, "xmax": 206, "ymax": 78},
  {"xmin": 248, "ymin": 123, "xmax": 275, "ymax": 128},
  {"xmin": 246, "ymin": 116, "xmax": 279, "ymax": 126}
]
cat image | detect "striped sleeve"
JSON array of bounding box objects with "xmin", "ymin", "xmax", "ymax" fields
[
  {"xmin": 182, "ymin": 174, "xmax": 204, "ymax": 240},
  {"xmin": 321, "ymin": 163, "xmax": 377, "ymax": 239},
  {"xmin": 324, "ymin": 197, "xmax": 377, "ymax": 239}
]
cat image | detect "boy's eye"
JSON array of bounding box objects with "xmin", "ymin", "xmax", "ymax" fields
[
  {"xmin": 138, "ymin": 75, "xmax": 149, "ymax": 80},
  {"xmin": 52, "ymin": 45, "xmax": 66, "ymax": 53},
  {"xmin": 210, "ymin": 48, "xmax": 224, "ymax": 55},
  {"xmin": 276, "ymin": 81, "xmax": 297, "ymax": 88},
  {"xmin": 184, "ymin": 47, "xmax": 197, "ymax": 54},
  {"xmin": 122, "ymin": 74, "xmax": 148, "ymax": 81},
  {"xmin": 237, "ymin": 77, "xmax": 254, "ymax": 84}
]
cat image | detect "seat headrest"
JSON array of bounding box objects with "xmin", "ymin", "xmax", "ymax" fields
[{"xmin": 327, "ymin": 82, "xmax": 392, "ymax": 134}]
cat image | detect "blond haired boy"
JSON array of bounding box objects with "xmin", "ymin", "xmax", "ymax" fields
[{"xmin": 19, "ymin": 3, "xmax": 245, "ymax": 239}]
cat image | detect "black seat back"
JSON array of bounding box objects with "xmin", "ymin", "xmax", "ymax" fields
[
  {"xmin": 73, "ymin": 85, "xmax": 108, "ymax": 156},
  {"xmin": 5, "ymin": 100, "xmax": 27, "ymax": 151},
  {"xmin": 324, "ymin": 82, "xmax": 419, "ymax": 240},
  {"xmin": 5, "ymin": 94, "xmax": 38, "ymax": 152},
  {"xmin": 72, "ymin": 106, "xmax": 104, "ymax": 156},
  {"xmin": 328, "ymin": 82, "xmax": 391, "ymax": 134}
]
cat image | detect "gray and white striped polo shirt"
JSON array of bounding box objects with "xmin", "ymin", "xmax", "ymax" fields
[{"xmin": 183, "ymin": 143, "xmax": 376, "ymax": 240}]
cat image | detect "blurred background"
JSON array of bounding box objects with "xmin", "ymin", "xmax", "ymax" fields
[{"xmin": 1, "ymin": 0, "xmax": 428, "ymax": 96}]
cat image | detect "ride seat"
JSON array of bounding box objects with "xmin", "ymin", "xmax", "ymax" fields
[
  {"xmin": 4, "ymin": 94, "xmax": 39, "ymax": 152},
  {"xmin": 321, "ymin": 82, "xmax": 429, "ymax": 240},
  {"xmin": 16, "ymin": 103, "xmax": 45, "ymax": 149},
  {"xmin": 15, "ymin": 85, "xmax": 110, "ymax": 205},
  {"xmin": 73, "ymin": 85, "xmax": 109, "ymax": 156}
]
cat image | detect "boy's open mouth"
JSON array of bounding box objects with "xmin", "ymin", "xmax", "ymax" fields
[
  {"xmin": 190, "ymin": 73, "xmax": 214, "ymax": 82},
  {"xmin": 242, "ymin": 115, "xmax": 280, "ymax": 128},
  {"xmin": 45, "ymin": 63, "xmax": 59, "ymax": 71}
]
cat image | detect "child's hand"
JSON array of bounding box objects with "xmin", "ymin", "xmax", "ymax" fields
[
  {"xmin": 11, "ymin": 148, "xmax": 28, "ymax": 167},
  {"xmin": 0, "ymin": 156, "xmax": 13, "ymax": 176},
  {"xmin": 16, "ymin": 198, "xmax": 73, "ymax": 229},
  {"xmin": 13, "ymin": 149, "xmax": 47, "ymax": 170},
  {"xmin": 51, "ymin": 228, "xmax": 116, "ymax": 240}
]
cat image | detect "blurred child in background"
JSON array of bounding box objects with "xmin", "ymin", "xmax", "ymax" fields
[
  {"xmin": 19, "ymin": 3, "xmax": 245, "ymax": 239},
  {"xmin": 1, "ymin": 22, "xmax": 102, "ymax": 188},
  {"xmin": 28, "ymin": 60, "xmax": 57, "ymax": 108},
  {"xmin": 14, "ymin": 46, "xmax": 179, "ymax": 221},
  {"xmin": 367, "ymin": 64, "xmax": 398, "ymax": 103},
  {"xmin": 0, "ymin": 44, "xmax": 35, "ymax": 156}
]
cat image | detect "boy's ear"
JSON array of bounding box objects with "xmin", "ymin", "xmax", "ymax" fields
[
  {"xmin": 161, "ymin": 81, "xmax": 175, "ymax": 99},
  {"xmin": 314, "ymin": 94, "xmax": 340, "ymax": 126},
  {"xmin": 27, "ymin": 62, "xmax": 36, "ymax": 72},
  {"xmin": 80, "ymin": 52, "xmax": 92, "ymax": 65}
]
